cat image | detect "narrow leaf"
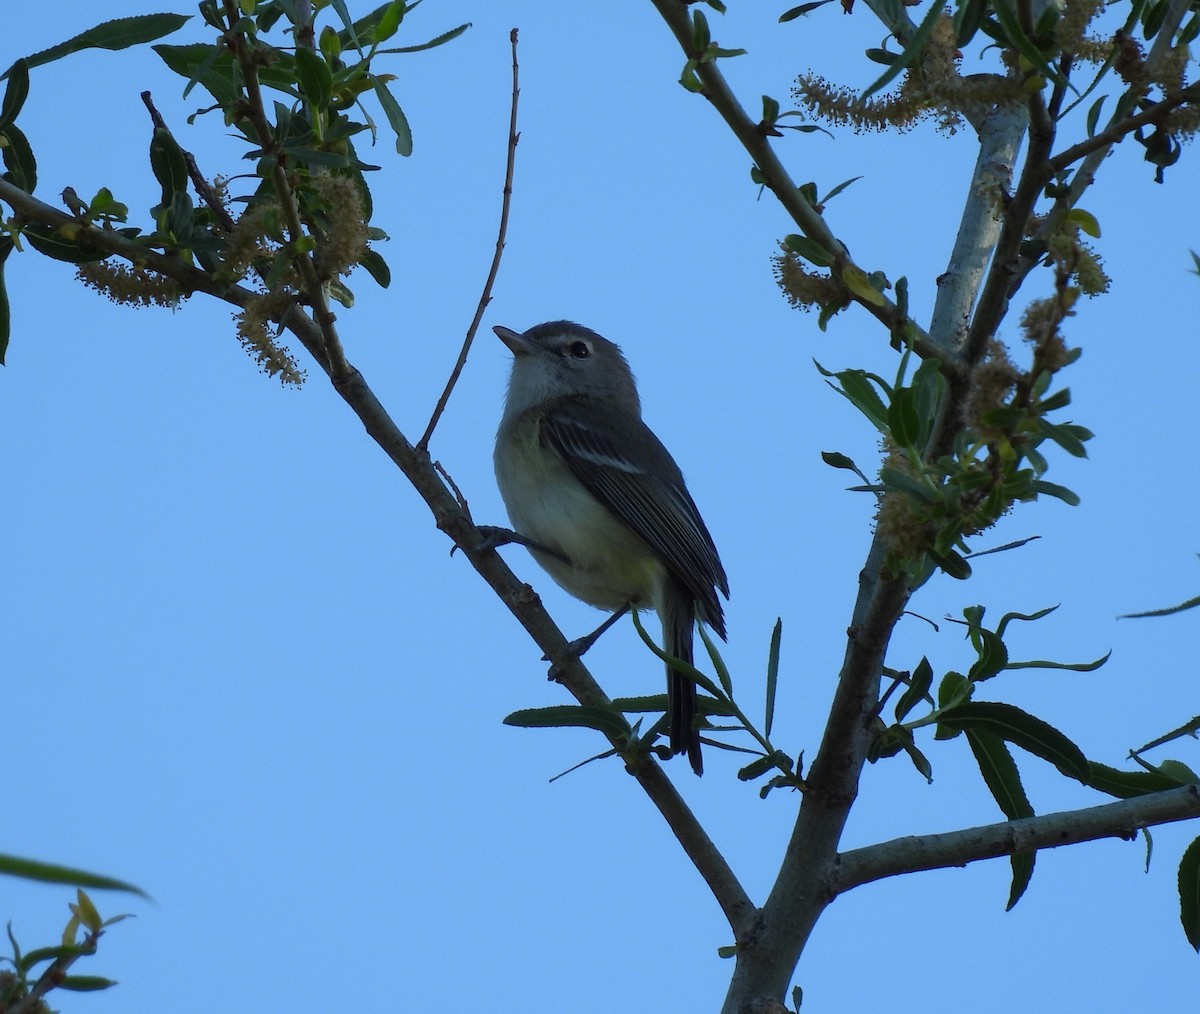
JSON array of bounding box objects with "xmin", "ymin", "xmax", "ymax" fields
[
  {"xmin": 894, "ymin": 656, "xmax": 933, "ymax": 722},
  {"xmin": 1179, "ymin": 836, "xmax": 1200, "ymax": 950},
  {"xmin": 966, "ymin": 729, "xmax": 1034, "ymax": 820},
  {"xmin": 14, "ymin": 14, "xmax": 190, "ymax": 73},
  {"xmin": 1085, "ymin": 761, "xmax": 1184, "ymax": 798},
  {"xmin": 0, "ymin": 853, "xmax": 148, "ymax": 897},
  {"xmin": 371, "ymin": 76, "xmax": 413, "ymax": 156},
  {"xmin": 379, "ymin": 23, "xmax": 473, "ymax": 55},
  {"xmin": 765, "ymin": 618, "xmax": 782, "ymax": 738},
  {"xmin": 59, "ymin": 976, "xmax": 119, "ymax": 992},
  {"xmin": 0, "ymin": 58, "xmax": 29, "ymax": 128},
  {"xmin": 1121, "ymin": 593, "xmax": 1200, "ymax": 619},
  {"xmin": 503, "ymin": 705, "xmax": 629, "ymax": 739},
  {"xmin": 939, "ymin": 702, "xmax": 1090, "ymax": 782},
  {"xmin": 0, "ymin": 237, "xmax": 11, "ymax": 365},
  {"xmin": 783, "ymin": 233, "xmax": 833, "ymax": 267},
  {"xmin": 861, "ymin": 1, "xmax": 946, "ymax": 100}
]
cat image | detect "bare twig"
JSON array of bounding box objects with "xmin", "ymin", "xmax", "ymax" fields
[
  {"xmin": 140, "ymin": 91, "xmax": 237, "ymax": 233},
  {"xmin": 418, "ymin": 28, "xmax": 521, "ymax": 452},
  {"xmin": 834, "ymin": 784, "xmax": 1200, "ymax": 891}
]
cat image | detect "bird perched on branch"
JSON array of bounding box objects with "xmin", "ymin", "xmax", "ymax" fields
[{"xmin": 493, "ymin": 320, "xmax": 728, "ymax": 775}]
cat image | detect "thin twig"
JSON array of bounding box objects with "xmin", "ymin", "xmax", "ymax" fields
[
  {"xmin": 646, "ymin": 0, "xmax": 941, "ymax": 362},
  {"xmin": 140, "ymin": 91, "xmax": 237, "ymax": 233},
  {"xmin": 418, "ymin": 28, "xmax": 521, "ymax": 452}
]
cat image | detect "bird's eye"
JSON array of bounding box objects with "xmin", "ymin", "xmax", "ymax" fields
[{"xmin": 567, "ymin": 341, "xmax": 591, "ymax": 359}]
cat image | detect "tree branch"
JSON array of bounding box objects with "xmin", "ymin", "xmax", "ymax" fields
[
  {"xmin": 646, "ymin": 0, "xmax": 938, "ymax": 360},
  {"xmin": 0, "ymin": 172, "xmax": 756, "ymax": 942},
  {"xmin": 720, "ymin": 539, "xmax": 912, "ymax": 1014},
  {"xmin": 834, "ymin": 784, "xmax": 1200, "ymax": 891},
  {"xmin": 418, "ymin": 27, "xmax": 521, "ymax": 452},
  {"xmin": 927, "ymin": 102, "xmax": 1026, "ymax": 353}
]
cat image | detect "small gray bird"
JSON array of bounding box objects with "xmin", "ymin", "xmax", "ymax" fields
[{"xmin": 493, "ymin": 320, "xmax": 728, "ymax": 775}]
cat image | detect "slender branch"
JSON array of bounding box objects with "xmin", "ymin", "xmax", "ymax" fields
[
  {"xmin": 646, "ymin": 0, "xmax": 936, "ymax": 357},
  {"xmin": 418, "ymin": 28, "xmax": 521, "ymax": 452},
  {"xmin": 0, "ymin": 166, "xmax": 756, "ymax": 941},
  {"xmin": 834, "ymin": 784, "xmax": 1200, "ymax": 891},
  {"xmin": 1047, "ymin": 89, "xmax": 1194, "ymax": 174}
]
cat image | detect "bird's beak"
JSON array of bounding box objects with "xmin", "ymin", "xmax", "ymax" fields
[{"xmin": 493, "ymin": 325, "xmax": 535, "ymax": 357}]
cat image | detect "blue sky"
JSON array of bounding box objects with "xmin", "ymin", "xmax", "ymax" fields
[{"xmin": 3, "ymin": 2, "xmax": 1199, "ymax": 1012}]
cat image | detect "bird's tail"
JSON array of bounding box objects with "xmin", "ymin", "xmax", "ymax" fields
[{"xmin": 663, "ymin": 589, "xmax": 702, "ymax": 776}]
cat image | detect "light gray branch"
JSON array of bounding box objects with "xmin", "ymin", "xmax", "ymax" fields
[
  {"xmin": 928, "ymin": 104, "xmax": 1027, "ymax": 353},
  {"xmin": 835, "ymin": 784, "xmax": 1200, "ymax": 891}
]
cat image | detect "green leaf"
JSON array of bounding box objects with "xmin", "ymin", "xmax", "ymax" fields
[
  {"xmin": 1122, "ymin": 593, "xmax": 1200, "ymax": 619},
  {"xmin": 294, "ymin": 47, "xmax": 333, "ymax": 113},
  {"xmin": 630, "ymin": 610, "xmax": 724, "ymax": 699},
  {"xmin": 1004, "ymin": 649, "xmax": 1110, "ymax": 672},
  {"xmin": 1085, "ymin": 761, "xmax": 1183, "ymax": 798},
  {"xmin": 11, "ymin": 14, "xmax": 190, "ymax": 74},
  {"xmin": 373, "ymin": 0, "xmax": 406, "ymax": 43},
  {"xmin": 966, "ymin": 729, "xmax": 1034, "ymax": 820},
  {"xmin": 59, "ymin": 976, "xmax": 119, "ymax": 992},
  {"xmin": 503, "ymin": 705, "xmax": 630, "ymax": 739},
  {"xmin": 888, "ymin": 386, "xmax": 922, "ymax": 448},
  {"xmin": 966, "ymin": 729, "xmax": 1036, "ymax": 908},
  {"xmin": 1, "ymin": 122, "xmax": 37, "ymax": 192},
  {"xmin": 954, "ymin": 0, "xmax": 989, "ymax": 46},
  {"xmin": 360, "ymin": 247, "xmax": 391, "ymax": 287},
  {"xmin": 0, "ymin": 58, "xmax": 29, "ymax": 128},
  {"xmin": 929, "ymin": 548, "xmax": 972, "ymax": 580},
  {"xmin": 1085, "ymin": 95, "xmax": 1106, "ymax": 137},
  {"xmin": 967, "ymin": 628, "xmax": 1009, "ymax": 682},
  {"xmin": 1179, "ymin": 836, "xmax": 1200, "ymax": 951},
  {"xmin": 821, "ymin": 450, "xmax": 857, "ymax": 471},
  {"xmin": 21, "ymin": 224, "xmax": 108, "ymax": 263},
  {"xmin": 880, "ymin": 465, "xmax": 936, "ymax": 503},
  {"xmin": 861, "ymin": 1, "xmax": 946, "ymax": 101},
  {"xmin": 835, "ymin": 369, "xmax": 890, "ymax": 431},
  {"xmin": 371, "ymin": 76, "xmax": 412, "ymax": 156},
  {"xmin": 765, "ymin": 618, "xmax": 782, "ymax": 738},
  {"xmin": 696, "ymin": 623, "xmax": 733, "ymax": 696},
  {"xmin": 0, "ymin": 853, "xmax": 148, "ymax": 897},
  {"xmin": 1065, "ymin": 208, "xmax": 1101, "ymax": 238},
  {"xmin": 894, "ymin": 656, "xmax": 934, "ymax": 722},
  {"xmin": 780, "ymin": 1, "xmax": 833, "ymax": 20},
  {"xmin": 990, "ymin": 0, "xmax": 1067, "ymax": 87},
  {"xmin": 939, "ymin": 702, "xmax": 1090, "ymax": 782},
  {"xmin": 378, "ymin": 22, "xmax": 472, "ymax": 55},
  {"xmin": 0, "ymin": 237, "xmax": 11, "ymax": 365},
  {"xmin": 149, "ymin": 127, "xmax": 189, "ymax": 207},
  {"xmin": 737, "ymin": 754, "xmax": 778, "ymax": 781},
  {"xmin": 783, "ymin": 233, "xmax": 833, "ymax": 267}
]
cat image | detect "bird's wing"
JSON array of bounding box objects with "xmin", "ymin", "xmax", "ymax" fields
[{"xmin": 541, "ymin": 399, "xmax": 728, "ymax": 633}]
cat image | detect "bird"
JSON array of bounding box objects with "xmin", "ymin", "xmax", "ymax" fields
[{"xmin": 492, "ymin": 320, "xmax": 728, "ymax": 775}]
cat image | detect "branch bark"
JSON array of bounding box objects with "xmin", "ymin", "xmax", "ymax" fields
[{"xmin": 835, "ymin": 784, "xmax": 1200, "ymax": 891}]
